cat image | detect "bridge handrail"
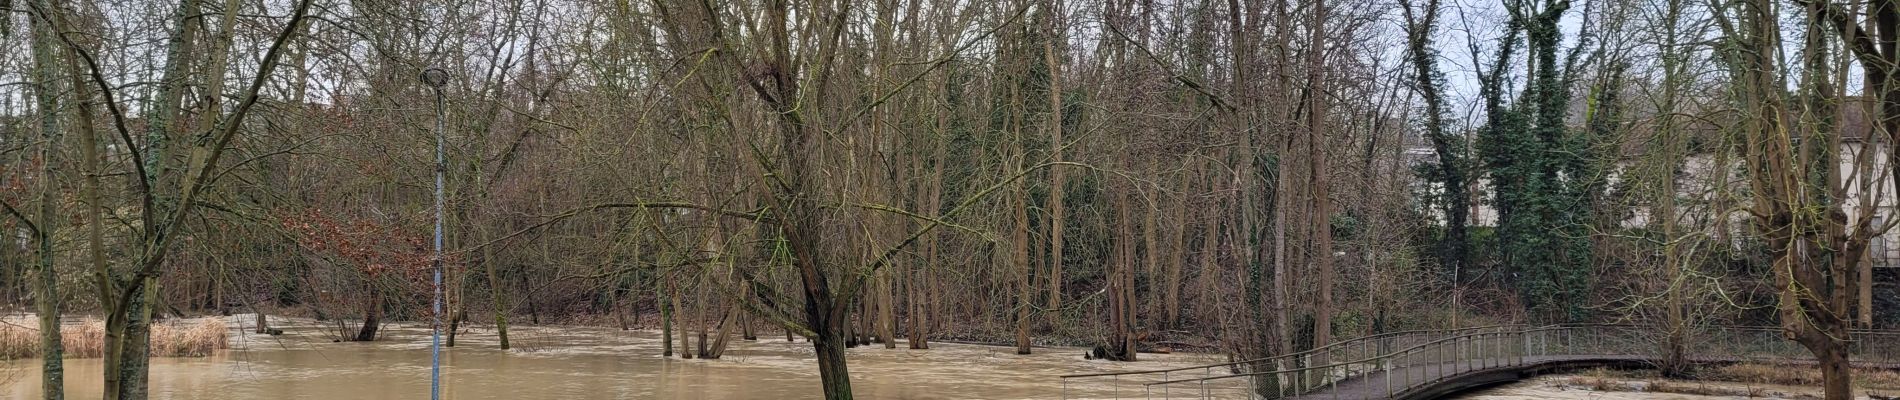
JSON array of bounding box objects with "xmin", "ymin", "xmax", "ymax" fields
[
  {"xmin": 1130, "ymin": 323, "xmax": 1900, "ymax": 397},
  {"xmin": 1137, "ymin": 324, "xmax": 1586, "ymax": 388},
  {"xmin": 1057, "ymin": 324, "xmax": 1521, "ymax": 379}
]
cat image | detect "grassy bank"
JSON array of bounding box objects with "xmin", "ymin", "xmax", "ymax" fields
[
  {"xmin": 1704, "ymin": 363, "xmax": 1900, "ymax": 390},
  {"xmin": 1559, "ymin": 365, "xmax": 1900, "ymax": 398},
  {"xmin": 0, "ymin": 318, "xmax": 228, "ymax": 359}
]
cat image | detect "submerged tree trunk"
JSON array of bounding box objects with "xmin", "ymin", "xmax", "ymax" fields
[
  {"xmin": 812, "ymin": 333, "xmax": 853, "ymax": 400},
  {"xmin": 741, "ymin": 309, "xmax": 757, "ymax": 340},
  {"xmin": 1014, "ymin": 183, "xmax": 1034, "ymax": 355},
  {"xmin": 447, "ymin": 310, "xmax": 467, "ymax": 347},
  {"xmin": 661, "ymin": 279, "xmax": 674, "ymax": 357},
  {"xmin": 878, "ymin": 270, "xmax": 895, "ymax": 348},
  {"xmin": 112, "ymin": 284, "xmax": 157, "ymax": 400},
  {"xmin": 700, "ymin": 298, "xmax": 740, "ymax": 358},
  {"xmin": 1103, "ymin": 193, "xmax": 1138, "ymax": 361},
  {"xmin": 674, "ymin": 280, "xmax": 691, "ymax": 359},
  {"xmin": 484, "ymin": 239, "xmax": 510, "ymax": 349},
  {"xmin": 354, "ymin": 289, "xmax": 382, "ymax": 342}
]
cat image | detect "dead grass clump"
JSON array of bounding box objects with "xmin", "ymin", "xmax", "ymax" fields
[
  {"xmin": 64, "ymin": 320, "xmax": 106, "ymax": 358},
  {"xmin": 1861, "ymin": 368, "xmax": 1900, "ymax": 389},
  {"xmin": 0, "ymin": 318, "xmax": 227, "ymax": 359},
  {"xmin": 1578, "ymin": 367, "xmax": 1655, "ymax": 379},
  {"xmin": 1559, "ymin": 375, "xmax": 1639, "ymax": 392},
  {"xmin": 1647, "ymin": 381, "xmax": 1725, "ymax": 396},
  {"xmin": 151, "ymin": 319, "xmax": 228, "ymax": 357},
  {"xmin": 1706, "ymin": 363, "xmax": 1900, "ymax": 390},
  {"xmin": 0, "ymin": 322, "xmax": 35, "ymax": 359},
  {"xmin": 1708, "ymin": 363, "xmax": 1824, "ymax": 387}
]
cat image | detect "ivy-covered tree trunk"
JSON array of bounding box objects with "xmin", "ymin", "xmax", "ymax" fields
[
  {"xmin": 28, "ymin": 1, "xmax": 66, "ymax": 395},
  {"xmin": 1477, "ymin": 0, "xmax": 1593, "ymax": 321},
  {"xmin": 1400, "ymin": 0, "xmax": 1469, "ymax": 283}
]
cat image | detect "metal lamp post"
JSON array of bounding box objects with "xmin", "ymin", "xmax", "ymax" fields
[{"xmin": 421, "ymin": 66, "xmax": 450, "ymax": 400}]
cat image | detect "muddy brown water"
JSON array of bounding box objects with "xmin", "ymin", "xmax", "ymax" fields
[{"xmin": 2, "ymin": 315, "xmax": 1227, "ymax": 399}]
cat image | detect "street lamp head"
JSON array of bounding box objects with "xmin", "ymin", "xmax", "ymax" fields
[{"xmin": 420, "ymin": 67, "xmax": 450, "ymax": 88}]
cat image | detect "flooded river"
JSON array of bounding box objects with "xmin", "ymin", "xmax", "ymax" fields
[
  {"xmin": 2, "ymin": 315, "xmax": 1223, "ymax": 399},
  {"xmin": 13, "ymin": 316, "xmax": 1889, "ymax": 399}
]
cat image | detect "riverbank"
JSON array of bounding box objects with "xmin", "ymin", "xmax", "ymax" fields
[{"xmin": 1462, "ymin": 367, "xmax": 1900, "ymax": 399}]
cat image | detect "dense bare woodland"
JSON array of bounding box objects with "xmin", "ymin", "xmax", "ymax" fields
[{"xmin": 1, "ymin": 0, "xmax": 1898, "ymax": 398}]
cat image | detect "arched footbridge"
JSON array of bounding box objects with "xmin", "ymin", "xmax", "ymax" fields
[{"xmin": 1059, "ymin": 325, "xmax": 1900, "ymax": 399}]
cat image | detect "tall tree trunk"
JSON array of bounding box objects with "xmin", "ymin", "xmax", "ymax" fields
[
  {"xmin": 1399, "ymin": 0, "xmax": 1467, "ymax": 290},
  {"xmin": 28, "ymin": 2, "xmax": 65, "ymax": 394},
  {"xmin": 1014, "ymin": 182, "xmax": 1034, "ymax": 355},
  {"xmin": 909, "ymin": 137, "xmax": 944, "ymax": 349},
  {"xmin": 1654, "ymin": 0, "xmax": 1689, "ymax": 373},
  {"xmin": 1306, "ymin": 0, "xmax": 1332, "ymax": 352},
  {"xmin": 1043, "ymin": 0, "xmax": 1067, "ymax": 310},
  {"xmin": 1164, "ymin": 169, "xmax": 1188, "ymax": 329},
  {"xmin": 1106, "ymin": 193, "xmax": 1138, "ymax": 361},
  {"xmin": 1142, "ymin": 193, "xmax": 1160, "ymax": 320},
  {"xmin": 107, "ymin": 0, "xmax": 200, "ymax": 396},
  {"xmin": 1726, "ymin": 0, "xmax": 1859, "ymax": 396},
  {"xmin": 1196, "ymin": 165, "xmax": 1221, "ymax": 323}
]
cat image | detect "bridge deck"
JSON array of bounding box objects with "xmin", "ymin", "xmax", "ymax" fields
[
  {"xmin": 1284, "ymin": 355, "xmax": 1639, "ymax": 400},
  {"xmin": 1286, "ymin": 356, "xmax": 1900, "ymax": 400}
]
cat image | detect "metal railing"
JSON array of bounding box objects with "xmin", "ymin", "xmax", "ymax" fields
[
  {"xmin": 1057, "ymin": 325, "xmax": 1520, "ymax": 399},
  {"xmin": 1061, "ymin": 324, "xmax": 1900, "ymax": 400}
]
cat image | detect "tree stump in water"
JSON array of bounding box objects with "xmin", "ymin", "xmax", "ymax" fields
[
  {"xmin": 1085, "ymin": 345, "xmax": 1136, "ymax": 361},
  {"xmin": 446, "ymin": 310, "xmax": 466, "ymax": 347},
  {"xmin": 353, "ymin": 312, "xmax": 380, "ymax": 341}
]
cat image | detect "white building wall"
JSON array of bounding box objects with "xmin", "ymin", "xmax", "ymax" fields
[{"xmin": 1407, "ymin": 142, "xmax": 1900, "ymax": 268}]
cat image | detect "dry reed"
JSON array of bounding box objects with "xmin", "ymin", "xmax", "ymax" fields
[
  {"xmin": 0, "ymin": 318, "xmax": 227, "ymax": 359},
  {"xmin": 1708, "ymin": 363, "xmax": 1900, "ymax": 389}
]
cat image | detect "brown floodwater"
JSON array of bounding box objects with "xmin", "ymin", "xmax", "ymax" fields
[{"xmin": 1, "ymin": 315, "xmax": 1224, "ymax": 399}]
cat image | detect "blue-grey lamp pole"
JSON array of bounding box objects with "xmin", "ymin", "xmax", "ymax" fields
[{"xmin": 421, "ymin": 66, "xmax": 450, "ymax": 400}]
